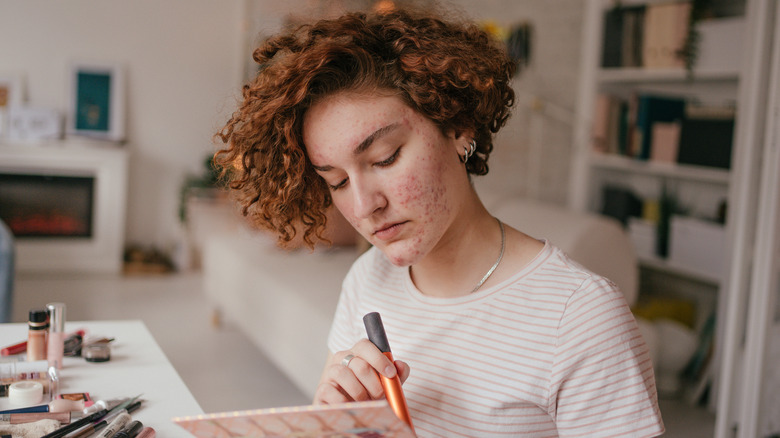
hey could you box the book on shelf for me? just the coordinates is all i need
[621,5,646,68]
[635,95,686,160]
[591,93,630,156]
[677,104,736,169]
[602,5,646,68]
[642,2,691,69]
[590,93,736,169]
[649,121,682,163]
[601,2,691,70]
[601,6,624,68]
[591,94,611,153]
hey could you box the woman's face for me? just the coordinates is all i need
[303,90,471,267]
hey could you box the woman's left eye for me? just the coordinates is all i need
[375,147,401,167]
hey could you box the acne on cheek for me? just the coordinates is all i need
[394,169,449,223]
[394,175,422,206]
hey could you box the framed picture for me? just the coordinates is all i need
[68,62,125,142]
[0,72,25,140]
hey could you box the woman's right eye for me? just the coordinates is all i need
[329,178,348,191]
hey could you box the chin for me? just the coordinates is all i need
[378,240,426,268]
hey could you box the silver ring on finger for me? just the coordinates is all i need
[341,353,356,368]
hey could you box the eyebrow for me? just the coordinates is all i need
[311,122,401,172]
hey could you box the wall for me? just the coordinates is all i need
[0,0,244,249]
[449,0,583,204]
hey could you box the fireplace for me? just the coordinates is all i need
[0,141,128,273]
[0,174,95,238]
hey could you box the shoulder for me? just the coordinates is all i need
[543,246,637,344]
[537,244,624,300]
[505,243,628,323]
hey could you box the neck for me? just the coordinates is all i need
[409,201,503,298]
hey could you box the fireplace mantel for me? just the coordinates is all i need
[0,140,128,273]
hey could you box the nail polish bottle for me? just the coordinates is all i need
[27,310,48,362]
[46,303,66,369]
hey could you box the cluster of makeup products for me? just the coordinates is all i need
[0,304,151,437]
[0,396,154,438]
[19,303,111,367]
[0,303,112,409]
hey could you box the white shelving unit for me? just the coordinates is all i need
[589,153,731,184]
[569,0,778,437]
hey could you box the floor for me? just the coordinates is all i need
[12,271,716,436]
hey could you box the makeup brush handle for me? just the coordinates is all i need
[363,312,414,432]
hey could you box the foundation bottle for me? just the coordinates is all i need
[27,309,48,361]
[46,303,66,369]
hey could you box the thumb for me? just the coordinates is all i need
[394,360,411,384]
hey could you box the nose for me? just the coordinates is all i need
[351,175,386,220]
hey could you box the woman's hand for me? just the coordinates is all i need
[314,338,410,404]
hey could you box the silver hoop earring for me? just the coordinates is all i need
[460,140,477,164]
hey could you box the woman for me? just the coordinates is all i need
[215,7,663,437]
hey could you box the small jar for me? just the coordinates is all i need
[84,343,111,363]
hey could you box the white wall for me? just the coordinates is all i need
[450,0,583,204]
[0,0,245,248]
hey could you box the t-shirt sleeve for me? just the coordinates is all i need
[549,276,665,437]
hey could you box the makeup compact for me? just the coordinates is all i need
[84,344,111,363]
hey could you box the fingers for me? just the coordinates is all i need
[352,339,397,378]
[314,340,402,405]
[315,361,374,404]
[343,354,385,399]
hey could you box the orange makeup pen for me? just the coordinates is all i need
[363,312,414,432]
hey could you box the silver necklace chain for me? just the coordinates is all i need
[471,218,505,293]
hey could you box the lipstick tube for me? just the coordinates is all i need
[363,312,414,432]
[1,341,27,356]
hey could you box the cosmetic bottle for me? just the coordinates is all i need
[46,303,66,369]
[27,309,48,362]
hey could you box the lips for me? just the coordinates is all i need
[373,221,407,241]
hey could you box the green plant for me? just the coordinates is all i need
[678,0,714,78]
[178,154,224,223]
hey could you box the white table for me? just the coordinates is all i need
[0,320,203,436]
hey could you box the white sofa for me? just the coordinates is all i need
[201,192,638,399]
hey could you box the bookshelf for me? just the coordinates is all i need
[569,0,779,436]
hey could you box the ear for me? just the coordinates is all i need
[446,128,475,157]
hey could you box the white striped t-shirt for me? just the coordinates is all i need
[327,241,665,437]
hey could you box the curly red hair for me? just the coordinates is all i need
[215,8,515,248]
